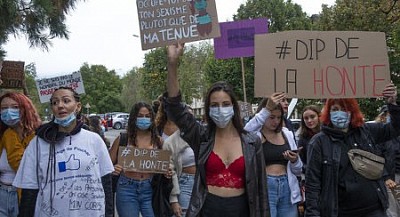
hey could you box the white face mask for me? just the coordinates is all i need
[209,106,234,128]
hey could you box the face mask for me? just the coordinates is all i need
[330,111,351,129]
[1,108,20,126]
[136,117,151,130]
[54,112,76,127]
[209,106,234,128]
[386,116,391,123]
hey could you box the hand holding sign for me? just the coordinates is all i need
[382,83,398,105]
[266,92,287,111]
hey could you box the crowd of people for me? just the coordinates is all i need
[0,43,400,217]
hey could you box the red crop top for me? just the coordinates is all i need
[205,151,245,189]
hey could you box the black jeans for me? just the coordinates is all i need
[201,193,249,217]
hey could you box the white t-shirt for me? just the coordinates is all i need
[13,129,114,217]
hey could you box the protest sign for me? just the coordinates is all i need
[238,101,253,119]
[35,72,85,103]
[118,147,171,173]
[0,61,25,89]
[254,31,390,99]
[137,0,220,50]
[214,18,268,59]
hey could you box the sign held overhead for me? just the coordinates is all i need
[35,72,85,103]
[254,31,390,99]
[137,0,220,50]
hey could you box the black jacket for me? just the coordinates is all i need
[305,104,400,217]
[164,94,269,217]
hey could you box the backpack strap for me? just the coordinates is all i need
[119,132,128,146]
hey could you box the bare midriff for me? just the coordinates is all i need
[124,171,153,180]
[208,186,245,197]
[182,165,196,174]
[266,164,287,176]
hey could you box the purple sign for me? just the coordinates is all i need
[214,18,268,59]
[227,27,255,48]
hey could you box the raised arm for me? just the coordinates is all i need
[167,43,184,98]
[244,92,287,134]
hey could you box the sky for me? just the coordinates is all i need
[4,0,335,79]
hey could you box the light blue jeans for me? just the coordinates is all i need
[177,173,195,216]
[267,175,298,217]
[0,183,18,217]
[116,175,154,217]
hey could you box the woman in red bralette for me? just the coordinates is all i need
[164,43,268,217]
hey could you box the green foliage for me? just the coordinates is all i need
[178,42,211,103]
[140,47,168,101]
[205,56,251,102]
[24,63,50,119]
[79,63,124,114]
[139,43,212,103]
[120,67,144,111]
[234,0,312,32]
[0,0,79,58]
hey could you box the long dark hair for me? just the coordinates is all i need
[298,105,321,139]
[127,102,162,149]
[204,81,245,135]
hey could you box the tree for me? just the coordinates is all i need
[79,63,124,114]
[24,62,50,119]
[139,43,212,103]
[178,42,212,104]
[0,0,80,58]
[234,0,312,32]
[120,67,145,111]
[140,47,168,101]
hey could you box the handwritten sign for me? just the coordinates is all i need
[214,18,268,59]
[0,61,25,89]
[137,0,220,50]
[35,72,85,103]
[118,147,171,173]
[254,31,390,99]
[238,101,253,119]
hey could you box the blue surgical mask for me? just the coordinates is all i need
[136,117,151,130]
[386,116,391,123]
[209,106,234,128]
[1,108,20,126]
[54,112,76,127]
[330,111,351,129]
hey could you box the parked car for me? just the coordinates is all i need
[105,112,124,128]
[112,113,129,130]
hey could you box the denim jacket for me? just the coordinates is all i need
[164,93,269,217]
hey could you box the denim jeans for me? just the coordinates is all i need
[267,175,298,217]
[0,183,18,217]
[116,175,154,217]
[177,173,195,216]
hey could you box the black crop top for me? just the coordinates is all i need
[262,133,290,166]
